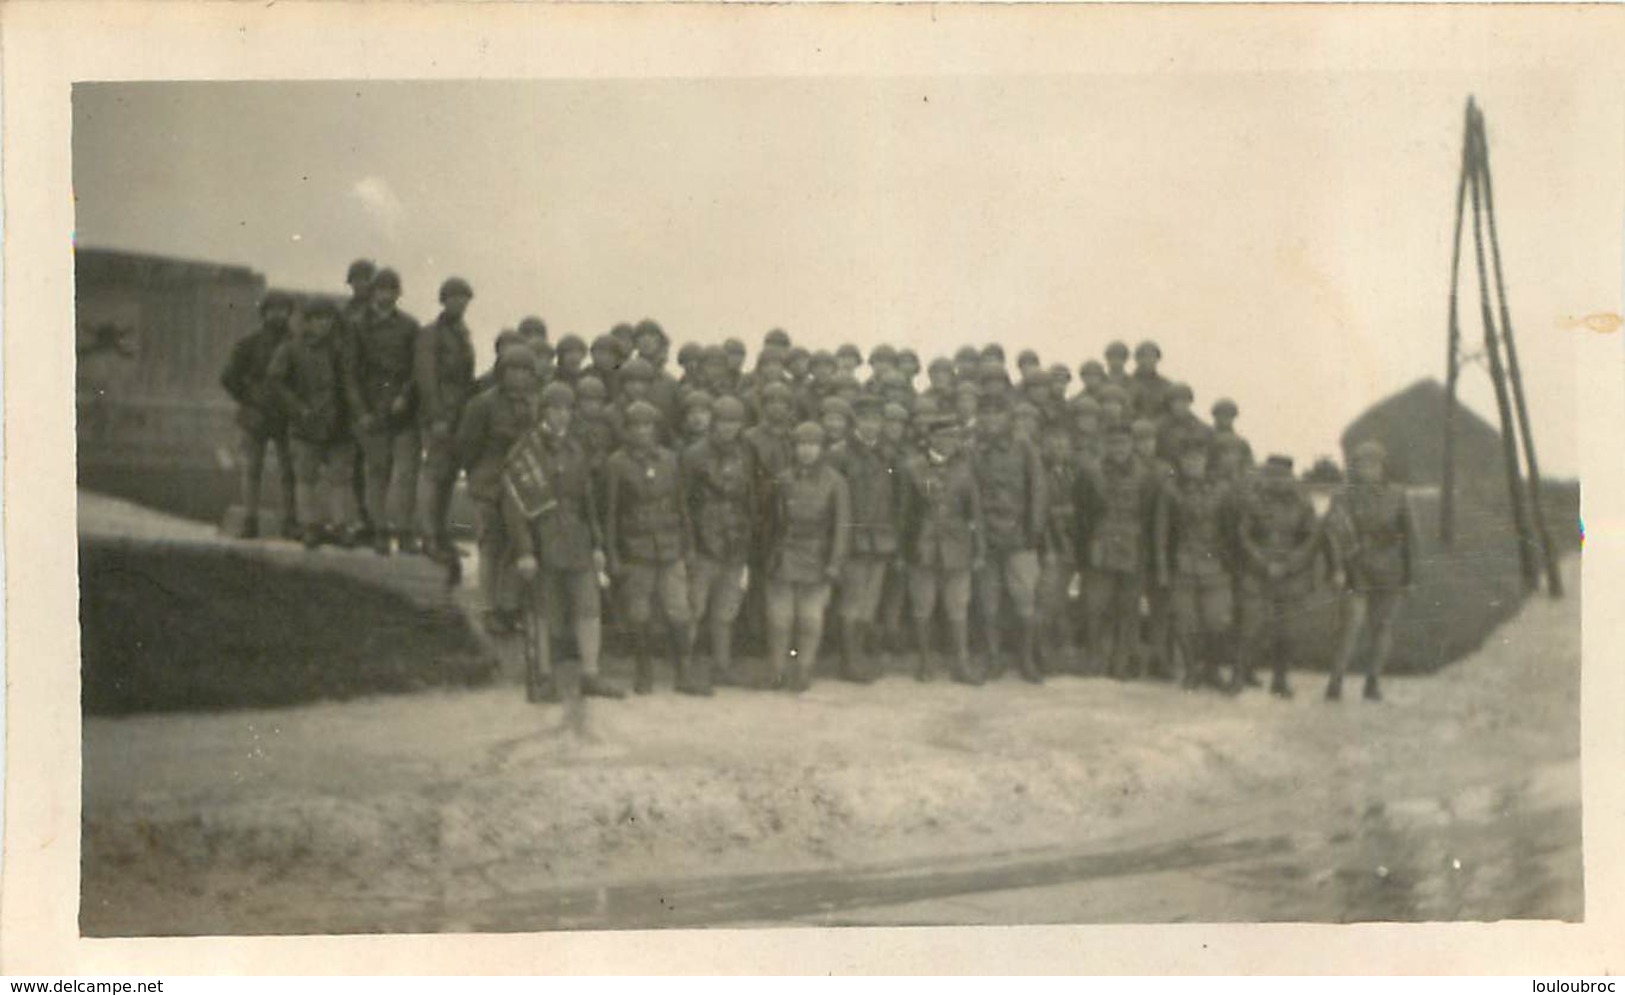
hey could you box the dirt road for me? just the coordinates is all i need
[81,557,1581,934]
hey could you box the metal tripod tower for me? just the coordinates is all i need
[1440,97,1564,597]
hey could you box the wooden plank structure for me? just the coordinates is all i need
[1440,97,1564,597]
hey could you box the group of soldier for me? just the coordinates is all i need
[222,259,1418,709]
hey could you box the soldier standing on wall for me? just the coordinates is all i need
[266,299,356,550]
[220,289,299,540]
[416,277,478,578]
[341,259,377,543]
[349,268,423,556]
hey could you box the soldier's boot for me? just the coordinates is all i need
[949,620,983,686]
[1269,659,1293,699]
[767,622,791,692]
[982,624,1007,681]
[1325,674,1344,701]
[372,530,392,556]
[838,619,862,682]
[710,616,737,687]
[675,625,712,697]
[631,628,654,695]
[913,618,936,682]
[1362,675,1382,702]
[796,621,825,693]
[1018,620,1043,684]
[302,525,324,551]
[579,672,625,699]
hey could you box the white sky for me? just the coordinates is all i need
[72,77,1600,476]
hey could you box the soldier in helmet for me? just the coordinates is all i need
[517,315,549,351]
[1157,382,1207,463]
[953,381,981,432]
[615,357,660,443]
[587,333,626,400]
[1211,398,1256,470]
[802,350,838,418]
[1211,432,1254,491]
[1017,363,1051,413]
[835,343,863,378]
[896,348,922,389]
[1232,455,1324,697]
[1323,440,1416,702]
[682,395,756,690]
[832,370,863,407]
[267,298,357,549]
[1070,394,1105,473]
[604,399,699,695]
[1013,399,1043,446]
[1129,340,1173,422]
[969,392,1047,682]
[1103,341,1132,393]
[676,342,704,390]
[221,289,300,540]
[342,259,376,331]
[1078,359,1108,403]
[820,395,855,455]
[1076,421,1159,678]
[829,394,904,683]
[505,380,626,702]
[762,327,792,353]
[632,319,681,429]
[679,389,715,450]
[1036,420,1084,672]
[876,400,915,655]
[456,345,542,635]
[416,276,479,571]
[347,268,423,555]
[922,357,957,412]
[868,344,899,385]
[699,346,731,397]
[978,355,1013,398]
[742,381,798,652]
[1098,383,1131,432]
[763,421,851,692]
[1133,417,1177,677]
[951,344,979,383]
[721,338,748,394]
[1154,437,1238,690]
[1047,363,1073,410]
[553,334,588,389]
[785,345,812,390]
[875,368,914,413]
[901,415,985,684]
[609,321,638,357]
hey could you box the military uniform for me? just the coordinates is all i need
[1155,466,1238,688]
[764,428,851,690]
[457,362,541,630]
[351,299,423,547]
[900,427,985,683]
[266,308,356,543]
[415,294,478,561]
[682,424,756,686]
[829,425,904,682]
[1076,448,1158,678]
[502,400,623,701]
[220,302,297,538]
[604,417,695,693]
[1233,462,1323,696]
[970,424,1047,680]
[1324,449,1415,701]
[1036,441,1084,672]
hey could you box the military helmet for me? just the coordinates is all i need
[517,316,547,339]
[678,342,703,365]
[1079,359,1106,378]
[764,328,792,349]
[438,277,474,302]
[897,347,920,365]
[1263,454,1295,476]
[1017,348,1041,367]
[928,357,955,375]
[883,401,910,422]
[684,389,715,412]
[371,268,403,292]
[624,400,661,426]
[700,344,728,366]
[497,344,538,374]
[836,343,862,363]
[820,396,855,421]
[724,337,747,357]
[576,375,607,400]
[869,344,898,365]
[954,344,981,364]
[1135,339,1162,360]
[810,349,837,369]
[1048,363,1072,382]
[851,394,884,417]
[785,345,809,364]
[793,421,826,445]
[1131,418,1158,438]
[620,357,654,381]
[540,382,575,408]
[760,382,793,403]
[633,319,667,344]
[557,334,587,355]
[494,329,523,354]
[260,289,296,313]
[980,343,1006,362]
[345,259,377,284]
[1104,341,1129,361]
[1212,397,1239,417]
[590,333,622,355]
[1170,382,1195,402]
[713,395,747,423]
[978,358,1008,380]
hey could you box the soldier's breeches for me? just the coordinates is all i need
[620,561,691,626]
[239,429,294,519]
[977,550,1040,621]
[360,427,420,532]
[1036,559,1077,628]
[908,567,972,623]
[1085,570,1141,665]
[1171,575,1233,640]
[837,556,889,623]
[688,557,747,625]
[1331,588,1403,681]
[290,438,355,527]
[529,567,602,672]
[765,579,830,670]
[473,499,518,614]
[1237,583,1299,678]
[418,431,460,544]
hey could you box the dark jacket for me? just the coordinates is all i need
[502,425,602,572]
[414,312,477,431]
[1154,474,1238,584]
[220,323,290,436]
[971,436,1047,555]
[350,307,421,430]
[682,437,756,565]
[1041,457,1082,564]
[1235,480,1322,587]
[901,451,984,571]
[266,330,352,444]
[829,433,903,557]
[768,461,850,583]
[1326,483,1415,590]
[456,385,539,502]
[1075,455,1157,575]
[605,444,689,565]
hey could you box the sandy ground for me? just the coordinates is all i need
[80,546,1581,934]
